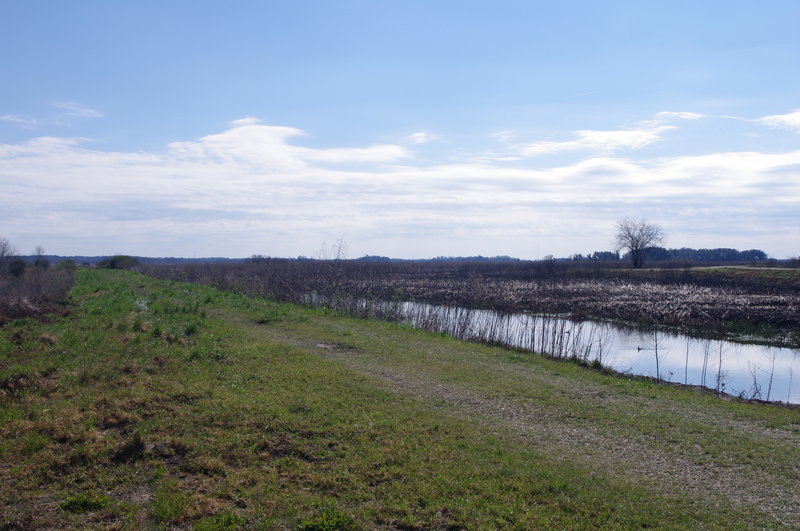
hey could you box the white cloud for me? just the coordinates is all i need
[492,130,517,142]
[302,144,411,163]
[516,111,709,158]
[520,126,674,156]
[757,109,800,133]
[402,131,435,144]
[0,136,85,157]
[655,111,705,121]
[168,121,308,171]
[229,117,261,127]
[1,116,797,258]
[168,120,410,168]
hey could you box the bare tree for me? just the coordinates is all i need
[614,218,665,268]
[542,254,557,276]
[318,236,348,261]
[34,245,49,269]
[0,237,16,274]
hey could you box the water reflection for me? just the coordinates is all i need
[390,301,799,404]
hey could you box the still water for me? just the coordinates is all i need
[388,301,800,404]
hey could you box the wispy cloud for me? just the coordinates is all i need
[492,130,517,142]
[168,118,410,169]
[229,117,261,127]
[0,114,37,127]
[303,144,411,164]
[654,111,705,121]
[51,101,104,118]
[517,111,706,158]
[1,103,104,130]
[0,136,87,158]
[519,126,674,157]
[51,101,104,125]
[757,109,800,133]
[402,131,436,144]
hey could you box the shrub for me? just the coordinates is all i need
[7,257,26,278]
[54,259,77,272]
[97,255,140,270]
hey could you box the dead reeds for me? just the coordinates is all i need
[0,268,74,324]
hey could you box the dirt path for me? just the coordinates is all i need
[321,347,798,527]
[228,311,800,527]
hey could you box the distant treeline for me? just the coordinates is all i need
[571,247,768,263]
[260,254,523,263]
[352,255,521,263]
[20,254,524,265]
[20,248,769,266]
[17,255,244,265]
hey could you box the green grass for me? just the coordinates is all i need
[60,493,114,513]
[150,478,189,524]
[1,269,798,529]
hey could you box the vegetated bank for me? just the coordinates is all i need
[1,269,798,528]
[143,259,800,347]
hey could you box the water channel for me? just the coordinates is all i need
[365,300,800,404]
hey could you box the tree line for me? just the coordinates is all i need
[570,247,767,263]
[568,218,769,268]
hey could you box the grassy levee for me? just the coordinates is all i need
[1,270,798,529]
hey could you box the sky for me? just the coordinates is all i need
[1,1,798,259]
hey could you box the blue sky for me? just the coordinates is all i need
[1,1,798,259]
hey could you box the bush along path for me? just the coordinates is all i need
[1,269,798,529]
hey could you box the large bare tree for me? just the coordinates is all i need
[615,218,665,268]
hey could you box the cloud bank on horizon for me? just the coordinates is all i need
[2,110,798,259]
[0,2,798,259]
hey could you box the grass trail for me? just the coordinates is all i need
[1,270,798,529]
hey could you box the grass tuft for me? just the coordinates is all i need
[149,479,188,524]
[59,493,113,513]
[299,504,354,531]
[194,511,244,530]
